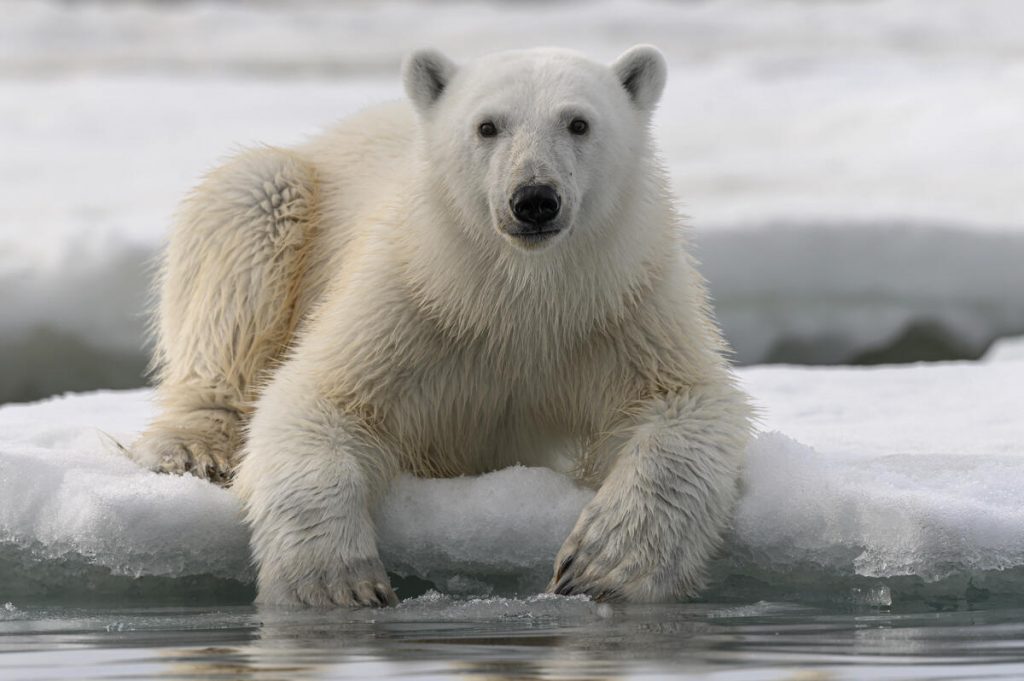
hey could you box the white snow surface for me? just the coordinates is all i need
[1,356,1021,603]
[1,0,1024,394]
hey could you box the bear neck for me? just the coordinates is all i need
[399,166,678,350]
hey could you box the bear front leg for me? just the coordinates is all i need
[550,384,751,602]
[234,382,399,608]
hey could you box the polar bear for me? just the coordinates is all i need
[131,45,752,607]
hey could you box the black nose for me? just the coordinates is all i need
[510,185,561,226]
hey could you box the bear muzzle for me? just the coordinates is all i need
[508,184,562,241]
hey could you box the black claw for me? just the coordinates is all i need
[374,587,392,605]
[591,588,621,603]
[556,555,575,580]
[556,581,576,596]
[554,572,573,594]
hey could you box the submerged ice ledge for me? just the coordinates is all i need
[1,351,1023,606]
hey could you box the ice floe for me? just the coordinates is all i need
[1,356,1021,606]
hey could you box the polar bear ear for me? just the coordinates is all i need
[403,49,458,113]
[611,45,667,113]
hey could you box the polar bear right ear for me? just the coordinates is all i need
[403,49,458,113]
[611,45,667,113]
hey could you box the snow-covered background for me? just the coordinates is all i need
[2,0,1023,402]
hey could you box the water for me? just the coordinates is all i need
[4,596,1024,680]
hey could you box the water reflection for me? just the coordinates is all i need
[5,599,1024,679]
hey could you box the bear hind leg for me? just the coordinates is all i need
[132,148,318,484]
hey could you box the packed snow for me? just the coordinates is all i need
[3,0,1024,401]
[1,345,1021,606]
[727,354,1024,604]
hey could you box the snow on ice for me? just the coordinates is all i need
[1,345,1021,605]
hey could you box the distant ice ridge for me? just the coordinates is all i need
[1,348,1022,606]
[5,219,1023,403]
[985,336,1024,363]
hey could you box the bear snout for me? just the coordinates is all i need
[510,184,561,229]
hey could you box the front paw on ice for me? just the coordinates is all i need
[550,552,625,602]
[547,526,639,603]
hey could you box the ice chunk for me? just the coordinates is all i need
[730,431,1024,581]
[0,390,251,590]
[378,468,593,594]
[380,590,600,622]
[2,359,1023,606]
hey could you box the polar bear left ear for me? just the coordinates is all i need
[611,45,667,113]
[403,49,458,113]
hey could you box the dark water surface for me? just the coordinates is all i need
[3,595,1024,680]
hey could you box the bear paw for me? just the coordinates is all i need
[131,419,238,485]
[548,495,683,603]
[258,554,398,608]
[548,529,628,603]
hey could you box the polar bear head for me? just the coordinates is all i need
[403,46,667,252]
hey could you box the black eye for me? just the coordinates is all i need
[479,121,498,138]
[568,118,588,135]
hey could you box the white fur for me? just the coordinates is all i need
[132,46,753,606]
